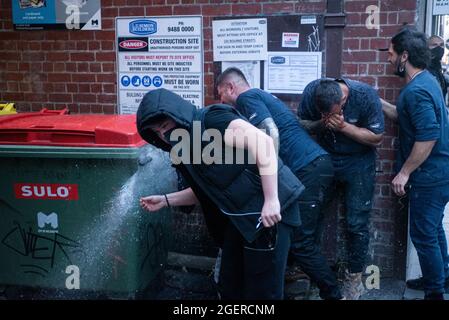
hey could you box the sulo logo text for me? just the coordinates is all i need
[14,183,79,200]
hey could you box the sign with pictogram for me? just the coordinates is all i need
[116,16,204,114]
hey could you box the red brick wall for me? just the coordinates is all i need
[0,0,418,278]
[342,0,417,277]
[0,0,327,113]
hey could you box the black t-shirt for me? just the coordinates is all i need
[236,88,327,172]
[203,107,241,135]
[201,106,252,178]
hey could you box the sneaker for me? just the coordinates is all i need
[342,271,366,300]
[284,265,309,283]
[406,277,424,290]
[407,276,449,293]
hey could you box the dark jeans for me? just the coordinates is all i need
[219,221,292,300]
[289,155,342,300]
[409,185,449,296]
[333,162,375,273]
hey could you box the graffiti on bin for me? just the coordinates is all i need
[1,221,82,276]
[140,222,166,271]
[107,251,128,280]
[105,228,129,280]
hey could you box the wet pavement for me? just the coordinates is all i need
[157,265,408,300]
[0,252,414,300]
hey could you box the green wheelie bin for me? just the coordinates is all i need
[0,109,177,298]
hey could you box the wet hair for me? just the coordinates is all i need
[391,27,430,69]
[314,80,343,113]
[215,67,249,89]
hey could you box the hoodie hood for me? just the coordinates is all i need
[136,88,197,151]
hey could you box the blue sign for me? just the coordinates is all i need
[12,0,56,26]
[121,75,131,87]
[142,76,151,87]
[131,76,141,87]
[12,0,102,30]
[271,56,286,64]
[153,76,163,88]
[129,20,157,35]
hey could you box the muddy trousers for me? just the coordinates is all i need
[219,221,292,300]
[333,163,375,274]
[289,155,342,300]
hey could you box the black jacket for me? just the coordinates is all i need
[137,88,304,244]
[428,64,448,99]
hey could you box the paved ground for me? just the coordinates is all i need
[156,265,408,300]
[0,252,429,300]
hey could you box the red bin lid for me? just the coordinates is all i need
[0,109,145,148]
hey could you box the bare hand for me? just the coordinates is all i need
[325,114,345,131]
[260,198,281,227]
[392,172,409,196]
[140,195,166,212]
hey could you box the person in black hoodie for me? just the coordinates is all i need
[136,88,304,300]
[428,35,448,101]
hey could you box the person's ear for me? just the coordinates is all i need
[401,51,409,63]
[227,82,234,94]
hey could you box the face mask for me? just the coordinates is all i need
[431,46,444,63]
[394,54,406,78]
[163,127,178,146]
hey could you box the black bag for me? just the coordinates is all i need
[218,162,304,243]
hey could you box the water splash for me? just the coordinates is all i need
[44,146,177,298]
[77,147,176,293]
[78,171,140,288]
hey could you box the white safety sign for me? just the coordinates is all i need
[116,16,204,114]
[434,0,449,15]
[264,52,322,94]
[212,18,267,62]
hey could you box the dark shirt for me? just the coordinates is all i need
[235,88,327,173]
[203,107,246,166]
[428,63,448,99]
[298,78,384,171]
[200,106,302,230]
[204,106,241,134]
[396,70,449,187]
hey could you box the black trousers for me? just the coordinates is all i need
[219,221,292,300]
[289,154,342,300]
